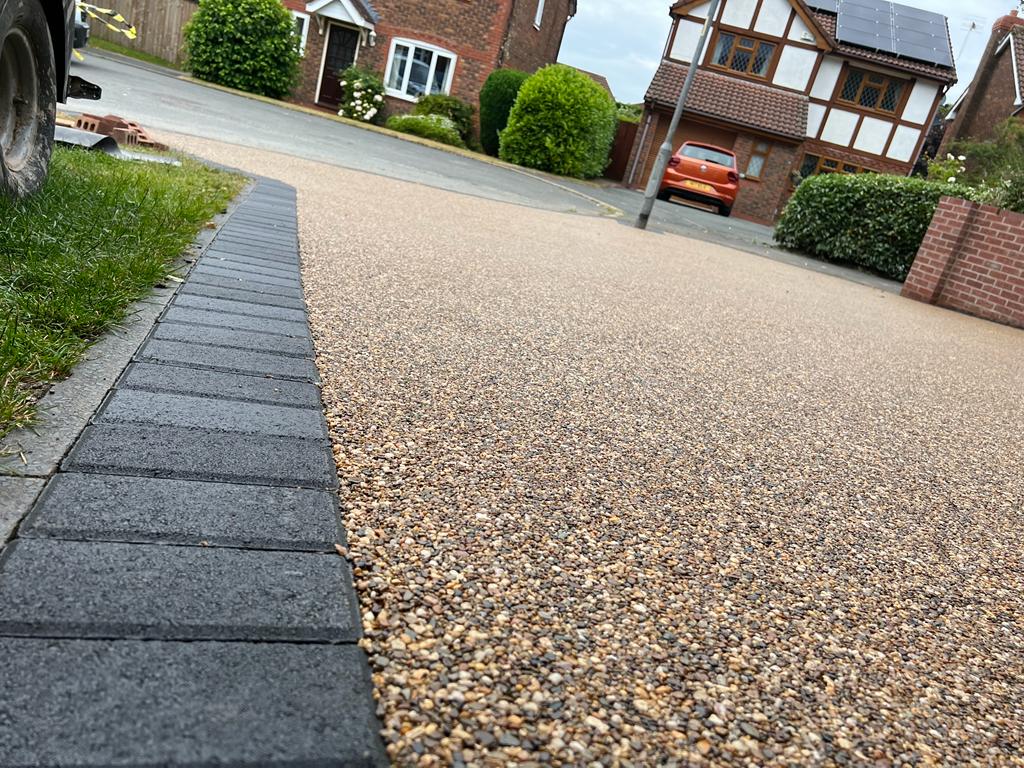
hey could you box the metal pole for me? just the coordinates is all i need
[636,0,723,230]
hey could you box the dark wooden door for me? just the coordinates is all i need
[317,24,360,108]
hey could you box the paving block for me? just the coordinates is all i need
[179,281,307,310]
[188,272,304,299]
[119,362,322,408]
[0,639,386,767]
[171,293,308,322]
[217,226,298,246]
[204,245,300,266]
[163,306,308,337]
[199,254,302,279]
[22,473,341,550]
[0,539,357,641]
[213,233,299,254]
[153,322,313,357]
[64,424,337,488]
[228,214,298,232]
[96,390,326,439]
[137,339,318,381]
[194,263,302,288]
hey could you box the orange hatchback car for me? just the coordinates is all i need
[658,142,740,217]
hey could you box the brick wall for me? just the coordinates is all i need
[902,197,1024,329]
[500,0,575,73]
[730,136,799,223]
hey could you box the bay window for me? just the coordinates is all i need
[385,39,456,100]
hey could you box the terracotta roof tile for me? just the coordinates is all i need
[813,11,956,83]
[1013,28,1024,110]
[645,60,808,139]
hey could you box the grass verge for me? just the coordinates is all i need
[0,147,243,439]
[87,38,179,71]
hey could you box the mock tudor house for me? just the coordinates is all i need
[941,10,1024,152]
[280,0,577,112]
[626,0,957,223]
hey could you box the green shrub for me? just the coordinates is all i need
[499,64,617,179]
[184,0,300,98]
[386,114,466,148]
[616,102,643,123]
[775,174,981,281]
[479,68,529,156]
[337,66,386,124]
[413,95,474,144]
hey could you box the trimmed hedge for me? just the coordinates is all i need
[775,174,980,281]
[499,65,617,179]
[386,114,466,148]
[479,68,529,156]
[184,0,300,98]
[413,95,474,145]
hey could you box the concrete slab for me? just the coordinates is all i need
[162,306,309,337]
[211,235,299,255]
[188,272,305,298]
[171,293,308,322]
[119,362,323,408]
[179,281,307,309]
[203,245,301,265]
[0,639,386,767]
[0,300,170,479]
[64,424,337,488]
[217,226,298,246]
[193,263,302,288]
[20,472,342,550]
[96,390,326,439]
[0,477,44,546]
[0,539,358,641]
[152,322,313,357]
[137,339,319,381]
[227,214,298,231]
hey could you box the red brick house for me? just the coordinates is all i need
[626,0,957,223]
[941,10,1024,152]
[281,0,577,113]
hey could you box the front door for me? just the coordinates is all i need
[317,24,360,108]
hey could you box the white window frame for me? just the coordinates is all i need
[291,10,310,55]
[383,38,457,102]
[534,0,546,29]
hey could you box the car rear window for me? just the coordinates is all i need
[680,145,735,167]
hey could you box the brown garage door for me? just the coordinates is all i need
[636,113,738,188]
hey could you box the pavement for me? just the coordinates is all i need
[166,135,1024,767]
[68,49,896,292]
[0,180,385,766]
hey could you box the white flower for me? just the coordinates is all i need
[374,94,383,102]
[354,91,362,99]
[957,155,966,161]
[339,80,347,87]
[947,176,957,183]
[946,153,955,161]
[366,108,377,119]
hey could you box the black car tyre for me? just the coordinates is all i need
[0,0,56,198]
[718,204,732,217]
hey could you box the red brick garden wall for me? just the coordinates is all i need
[902,197,1024,329]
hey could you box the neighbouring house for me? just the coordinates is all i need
[626,0,957,223]
[570,66,614,97]
[282,0,577,113]
[940,10,1024,153]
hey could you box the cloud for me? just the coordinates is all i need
[559,0,1011,103]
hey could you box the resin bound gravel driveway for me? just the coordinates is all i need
[175,135,1024,767]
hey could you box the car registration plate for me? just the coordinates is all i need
[682,180,715,193]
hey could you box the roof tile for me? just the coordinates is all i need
[645,60,808,139]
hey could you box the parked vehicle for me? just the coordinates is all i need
[73,4,88,48]
[1,0,99,197]
[658,141,741,217]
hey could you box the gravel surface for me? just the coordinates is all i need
[173,135,1023,767]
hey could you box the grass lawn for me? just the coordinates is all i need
[0,148,243,439]
[87,38,179,71]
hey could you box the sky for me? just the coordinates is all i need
[558,0,1013,104]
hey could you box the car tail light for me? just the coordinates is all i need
[668,156,681,167]
[727,171,740,183]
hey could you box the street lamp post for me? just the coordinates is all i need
[636,0,723,230]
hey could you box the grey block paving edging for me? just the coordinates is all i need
[0,176,387,765]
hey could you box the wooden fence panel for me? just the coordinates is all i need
[605,120,639,182]
[88,0,198,66]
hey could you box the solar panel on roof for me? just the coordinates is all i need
[892,3,953,67]
[833,0,953,69]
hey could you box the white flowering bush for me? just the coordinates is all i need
[385,113,466,148]
[337,66,386,124]
[927,153,967,184]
